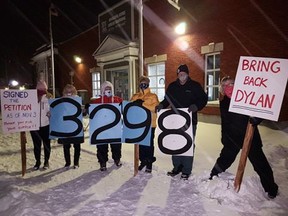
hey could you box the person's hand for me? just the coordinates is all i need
[155,103,163,113]
[133,99,144,106]
[188,104,198,113]
[83,103,90,116]
[249,117,263,126]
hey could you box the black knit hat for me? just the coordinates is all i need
[177,64,189,74]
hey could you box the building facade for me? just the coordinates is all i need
[32,0,288,121]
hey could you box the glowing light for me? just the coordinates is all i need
[175,38,189,51]
[10,80,19,87]
[175,22,186,35]
[74,56,82,63]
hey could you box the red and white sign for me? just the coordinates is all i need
[1,90,39,134]
[229,56,288,121]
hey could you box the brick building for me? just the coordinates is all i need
[32,0,288,121]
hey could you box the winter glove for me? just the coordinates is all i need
[133,99,144,106]
[188,104,198,113]
[249,117,263,126]
[155,103,163,113]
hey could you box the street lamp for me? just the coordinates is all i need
[74,56,82,64]
[175,22,186,35]
[10,80,19,87]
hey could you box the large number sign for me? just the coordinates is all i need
[49,97,83,139]
[156,108,194,156]
[122,101,151,146]
[89,101,152,146]
[0,90,39,134]
[89,103,122,145]
[229,56,288,121]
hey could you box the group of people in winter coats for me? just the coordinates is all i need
[31,64,278,199]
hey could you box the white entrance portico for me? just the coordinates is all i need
[93,34,139,100]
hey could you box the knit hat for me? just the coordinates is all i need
[177,64,189,74]
[139,76,150,84]
[100,81,114,95]
[36,80,47,90]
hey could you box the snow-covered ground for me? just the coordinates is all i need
[0,115,287,216]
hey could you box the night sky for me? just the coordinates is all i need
[0,0,121,87]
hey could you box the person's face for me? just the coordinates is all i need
[104,86,112,97]
[178,72,188,84]
[139,81,149,90]
[222,80,234,98]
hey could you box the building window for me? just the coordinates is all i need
[205,53,220,102]
[92,72,101,98]
[147,62,165,101]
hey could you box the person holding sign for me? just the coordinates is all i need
[57,84,84,169]
[30,80,52,170]
[209,76,278,199]
[131,76,159,173]
[155,64,208,180]
[90,81,123,171]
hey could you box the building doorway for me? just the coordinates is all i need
[106,69,129,100]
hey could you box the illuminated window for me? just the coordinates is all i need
[92,72,101,98]
[147,63,165,101]
[205,53,220,102]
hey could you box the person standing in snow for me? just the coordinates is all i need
[209,76,278,199]
[130,76,159,173]
[30,80,52,170]
[90,81,123,171]
[155,64,208,180]
[58,84,84,169]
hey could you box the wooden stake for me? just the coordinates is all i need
[234,122,255,192]
[20,132,27,177]
[134,144,139,176]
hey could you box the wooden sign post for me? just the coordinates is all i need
[20,132,27,176]
[234,122,255,192]
[134,144,139,176]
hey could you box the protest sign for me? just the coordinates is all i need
[229,56,288,121]
[89,103,122,145]
[88,101,152,146]
[156,108,194,156]
[122,101,151,146]
[1,90,39,134]
[49,97,83,139]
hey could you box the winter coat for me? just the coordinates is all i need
[220,95,262,148]
[131,88,159,128]
[160,77,208,125]
[90,95,123,104]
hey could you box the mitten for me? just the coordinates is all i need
[249,117,263,126]
[133,99,144,106]
[188,104,198,113]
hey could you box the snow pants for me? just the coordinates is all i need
[30,125,51,166]
[97,143,122,164]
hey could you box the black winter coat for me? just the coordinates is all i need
[160,77,208,125]
[220,96,262,148]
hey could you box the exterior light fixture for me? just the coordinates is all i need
[10,80,19,87]
[74,55,82,64]
[175,22,186,35]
